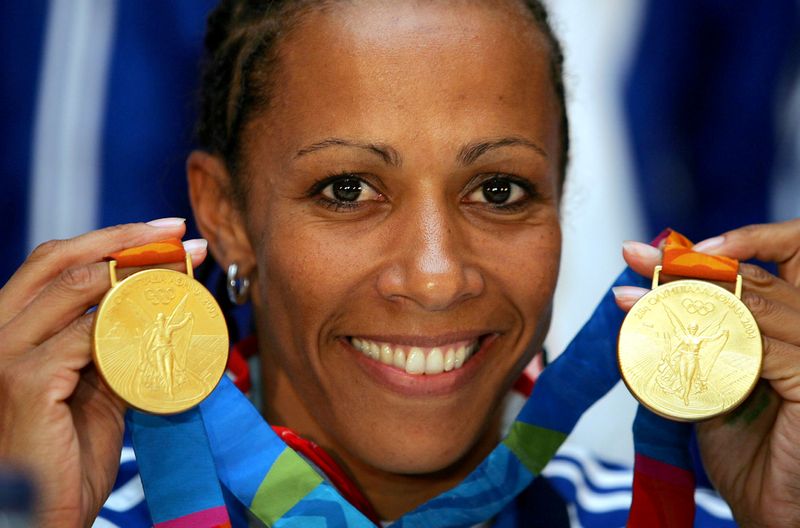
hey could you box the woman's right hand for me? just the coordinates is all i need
[0,219,206,527]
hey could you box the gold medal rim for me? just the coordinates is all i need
[618,278,763,423]
[92,268,229,415]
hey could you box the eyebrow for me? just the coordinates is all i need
[294,135,547,168]
[457,137,548,166]
[294,138,402,167]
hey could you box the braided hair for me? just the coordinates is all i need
[196,0,570,205]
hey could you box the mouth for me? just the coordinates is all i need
[348,335,485,375]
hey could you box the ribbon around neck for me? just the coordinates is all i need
[128,265,697,527]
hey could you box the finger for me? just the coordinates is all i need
[761,337,800,403]
[621,240,662,278]
[39,312,96,374]
[741,292,800,348]
[1,240,208,353]
[761,336,800,382]
[3,313,95,404]
[0,218,187,326]
[75,366,128,417]
[693,219,800,286]
[612,285,648,311]
[739,263,800,314]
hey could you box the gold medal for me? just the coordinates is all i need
[92,240,228,414]
[619,267,762,421]
[618,232,762,421]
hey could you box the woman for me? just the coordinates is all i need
[1,0,799,526]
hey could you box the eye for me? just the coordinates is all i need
[313,174,382,209]
[321,176,380,202]
[465,176,530,207]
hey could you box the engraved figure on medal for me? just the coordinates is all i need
[139,294,194,397]
[656,304,728,406]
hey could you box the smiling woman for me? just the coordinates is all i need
[2,0,800,527]
[186,0,563,517]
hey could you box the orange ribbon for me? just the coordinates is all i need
[106,238,186,268]
[662,230,738,282]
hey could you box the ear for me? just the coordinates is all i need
[187,151,256,277]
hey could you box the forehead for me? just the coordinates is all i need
[253,0,559,160]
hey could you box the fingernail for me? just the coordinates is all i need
[182,238,208,257]
[612,286,647,302]
[622,240,661,259]
[693,235,725,253]
[146,217,186,227]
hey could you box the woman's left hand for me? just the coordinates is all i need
[615,218,800,528]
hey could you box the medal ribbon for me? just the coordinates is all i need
[107,238,186,267]
[661,230,738,282]
[120,232,735,527]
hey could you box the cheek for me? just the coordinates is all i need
[477,218,562,318]
[257,213,382,349]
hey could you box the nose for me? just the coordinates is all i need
[377,198,484,311]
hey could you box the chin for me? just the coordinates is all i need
[347,416,497,478]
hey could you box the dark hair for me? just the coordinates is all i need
[196,0,570,201]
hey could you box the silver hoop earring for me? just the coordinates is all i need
[227,263,251,305]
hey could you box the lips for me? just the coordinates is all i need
[342,333,499,397]
[350,337,480,375]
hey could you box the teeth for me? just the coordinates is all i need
[425,348,444,375]
[406,347,426,374]
[380,343,393,365]
[369,342,380,360]
[352,338,481,375]
[454,346,466,368]
[393,348,406,369]
[444,348,455,372]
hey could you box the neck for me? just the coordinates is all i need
[341,414,502,520]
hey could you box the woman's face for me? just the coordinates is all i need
[236,0,561,502]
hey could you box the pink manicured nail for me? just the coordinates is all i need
[693,235,725,253]
[146,217,186,227]
[622,240,661,259]
[612,286,648,302]
[182,238,208,257]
